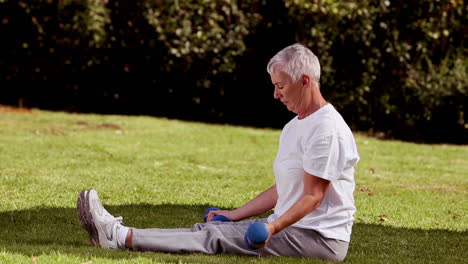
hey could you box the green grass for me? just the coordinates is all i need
[0,108,466,264]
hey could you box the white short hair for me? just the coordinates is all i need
[267,43,321,87]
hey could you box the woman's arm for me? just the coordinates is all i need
[206,185,278,222]
[252,172,330,248]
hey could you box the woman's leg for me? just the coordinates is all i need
[130,219,264,255]
[129,219,348,261]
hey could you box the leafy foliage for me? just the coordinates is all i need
[144,0,260,73]
[285,0,467,139]
[0,0,466,142]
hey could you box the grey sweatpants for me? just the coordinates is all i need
[131,218,349,261]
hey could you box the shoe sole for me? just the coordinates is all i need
[77,189,100,247]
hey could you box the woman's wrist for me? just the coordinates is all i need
[228,209,243,221]
[266,223,277,235]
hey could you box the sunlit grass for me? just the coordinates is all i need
[0,107,466,263]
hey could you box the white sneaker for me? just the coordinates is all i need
[77,189,124,249]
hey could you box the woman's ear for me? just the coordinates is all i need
[302,74,311,87]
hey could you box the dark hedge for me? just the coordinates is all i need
[0,0,466,143]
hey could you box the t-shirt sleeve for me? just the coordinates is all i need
[302,133,344,182]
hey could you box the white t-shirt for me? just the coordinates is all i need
[267,104,359,242]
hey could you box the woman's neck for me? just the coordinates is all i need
[297,94,327,119]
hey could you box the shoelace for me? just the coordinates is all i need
[114,216,123,224]
[107,216,124,241]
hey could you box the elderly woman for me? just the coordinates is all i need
[77,43,359,262]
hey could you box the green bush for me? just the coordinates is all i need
[0,0,466,142]
[406,52,467,124]
[285,0,467,139]
[144,0,260,74]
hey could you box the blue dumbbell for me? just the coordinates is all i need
[244,222,269,249]
[203,207,230,222]
[212,215,230,222]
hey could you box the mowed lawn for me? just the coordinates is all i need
[0,107,466,264]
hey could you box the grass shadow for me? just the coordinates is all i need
[1,204,467,263]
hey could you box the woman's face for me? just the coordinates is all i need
[270,70,304,113]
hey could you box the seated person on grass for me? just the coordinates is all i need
[77,43,360,262]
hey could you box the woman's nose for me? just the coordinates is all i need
[273,88,281,99]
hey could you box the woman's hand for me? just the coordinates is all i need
[245,223,275,249]
[205,209,238,222]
